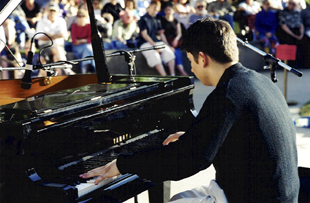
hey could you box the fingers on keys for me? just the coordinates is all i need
[79,166,108,183]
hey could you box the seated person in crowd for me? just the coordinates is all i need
[137,1,176,76]
[159,0,174,16]
[21,0,42,29]
[300,4,310,68]
[254,0,278,55]
[71,8,95,74]
[275,0,303,46]
[188,0,211,27]
[110,10,138,49]
[101,0,124,23]
[207,0,236,29]
[124,0,140,21]
[36,3,73,75]
[61,0,78,19]
[43,0,67,19]
[89,0,114,39]
[238,0,261,31]
[275,0,304,66]
[161,3,188,76]
[9,6,34,52]
[173,0,196,29]
[0,19,23,79]
[2,19,16,49]
[92,0,103,19]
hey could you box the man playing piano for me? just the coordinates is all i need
[80,18,299,202]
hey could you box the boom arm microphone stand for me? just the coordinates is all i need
[43,44,166,76]
[109,44,166,76]
[237,38,303,83]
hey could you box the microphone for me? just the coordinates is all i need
[21,42,34,89]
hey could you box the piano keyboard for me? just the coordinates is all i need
[76,175,122,198]
[55,129,170,199]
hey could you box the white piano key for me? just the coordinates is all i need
[76,175,121,198]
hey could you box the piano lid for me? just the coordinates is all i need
[0,76,179,122]
[0,0,23,25]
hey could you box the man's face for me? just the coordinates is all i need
[148,4,160,17]
[187,52,210,86]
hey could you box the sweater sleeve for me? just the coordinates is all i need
[117,86,239,183]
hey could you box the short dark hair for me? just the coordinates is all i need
[181,18,239,63]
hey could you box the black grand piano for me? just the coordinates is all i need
[0,0,196,202]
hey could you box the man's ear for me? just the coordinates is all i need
[198,52,208,67]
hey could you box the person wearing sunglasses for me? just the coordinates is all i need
[187,0,210,27]
[276,0,304,43]
[275,0,304,67]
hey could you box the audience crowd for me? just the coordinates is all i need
[0,0,310,78]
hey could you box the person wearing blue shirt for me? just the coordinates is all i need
[254,0,279,55]
[136,1,176,76]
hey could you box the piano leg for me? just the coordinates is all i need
[148,181,171,203]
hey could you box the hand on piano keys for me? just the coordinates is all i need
[162,131,185,146]
[79,159,120,185]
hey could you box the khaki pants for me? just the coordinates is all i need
[168,180,228,203]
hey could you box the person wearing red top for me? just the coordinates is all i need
[71,8,95,73]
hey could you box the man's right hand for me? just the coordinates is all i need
[79,159,120,185]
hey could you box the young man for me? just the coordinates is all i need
[80,18,300,202]
[137,0,176,76]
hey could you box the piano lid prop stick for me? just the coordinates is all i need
[85,0,111,84]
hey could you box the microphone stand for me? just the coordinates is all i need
[0,64,73,72]
[43,44,166,76]
[237,38,303,83]
[1,45,164,77]
[108,44,166,76]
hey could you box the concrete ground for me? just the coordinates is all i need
[124,67,310,203]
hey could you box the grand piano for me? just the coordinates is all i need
[0,0,196,202]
